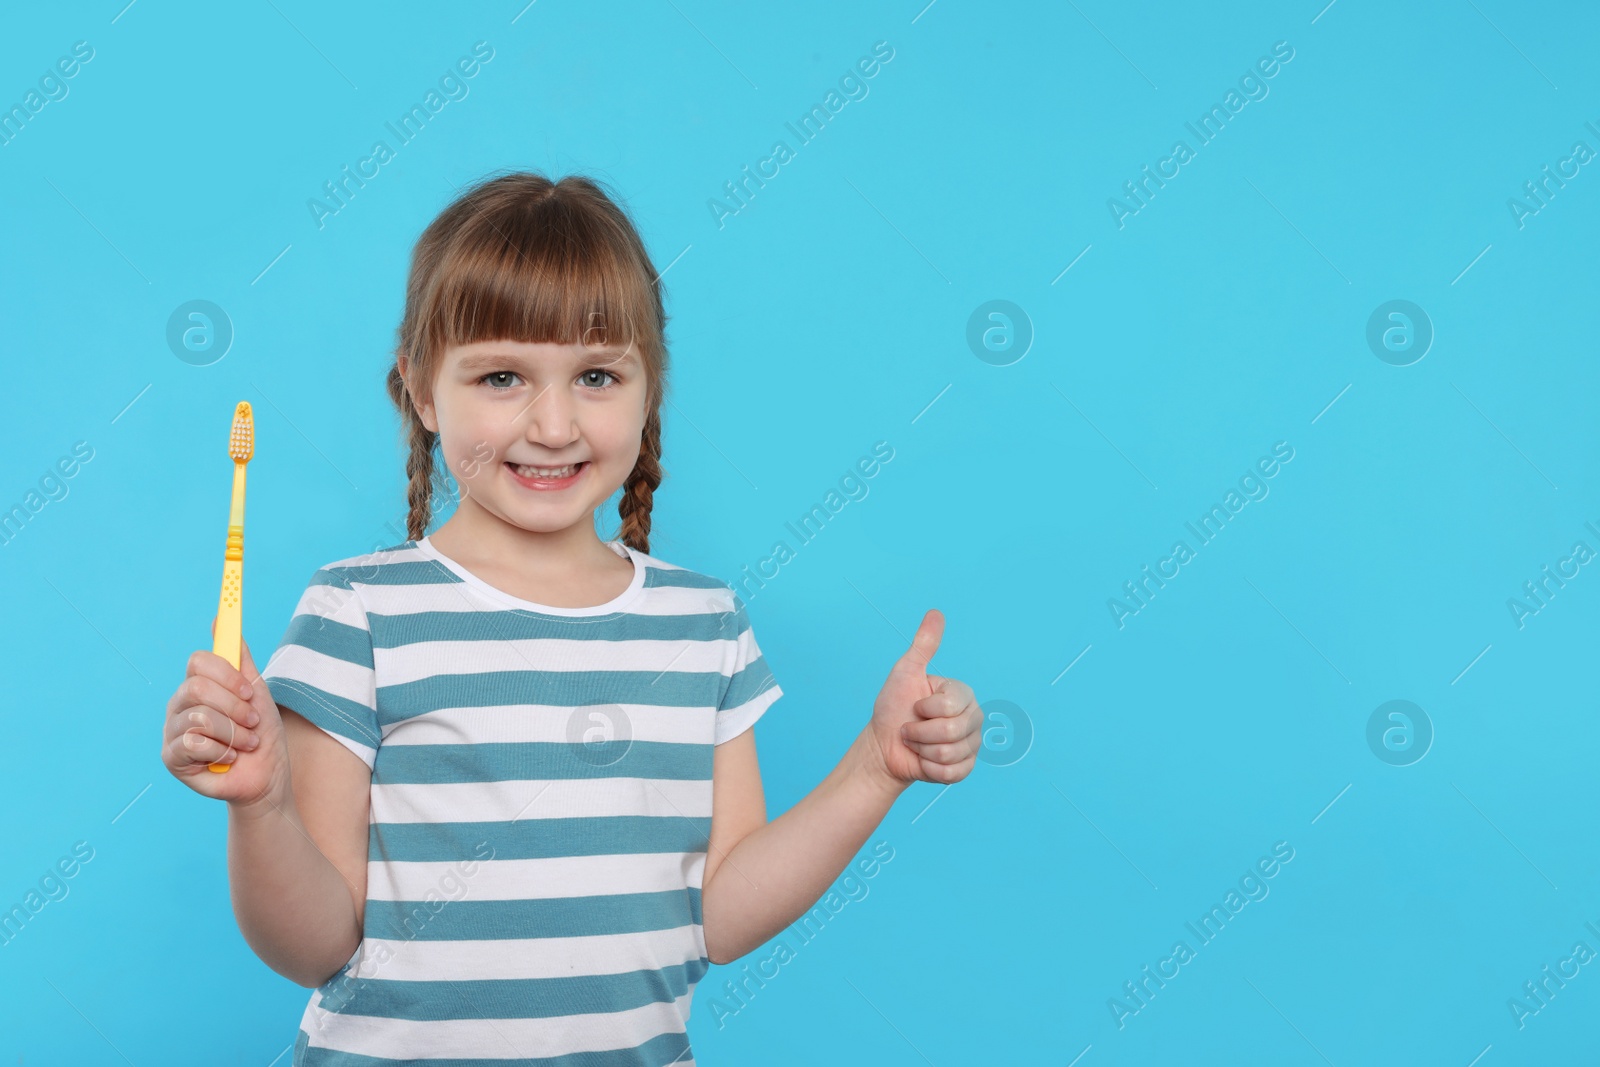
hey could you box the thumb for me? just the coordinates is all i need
[238,638,285,726]
[239,634,264,686]
[238,637,280,720]
[212,613,260,682]
[895,609,944,676]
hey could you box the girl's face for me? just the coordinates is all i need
[407,339,648,540]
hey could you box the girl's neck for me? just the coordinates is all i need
[426,503,617,581]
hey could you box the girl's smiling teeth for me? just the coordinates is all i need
[508,460,587,480]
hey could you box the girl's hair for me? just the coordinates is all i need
[385,171,670,553]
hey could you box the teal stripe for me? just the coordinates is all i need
[373,740,710,785]
[297,1028,693,1067]
[325,559,464,588]
[362,887,702,942]
[322,964,707,1023]
[722,655,776,710]
[307,566,358,590]
[368,610,733,647]
[266,677,380,748]
[370,817,710,863]
[281,614,374,669]
[643,568,725,592]
[375,669,721,721]
[316,961,708,1022]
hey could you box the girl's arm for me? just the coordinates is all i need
[702,609,983,965]
[701,726,907,965]
[227,709,371,988]
[162,633,372,988]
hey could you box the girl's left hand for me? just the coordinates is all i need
[865,609,983,786]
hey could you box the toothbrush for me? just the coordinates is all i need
[209,401,253,773]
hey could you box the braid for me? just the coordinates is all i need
[386,363,439,542]
[616,403,663,554]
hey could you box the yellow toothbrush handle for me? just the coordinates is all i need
[214,551,243,667]
[210,466,246,772]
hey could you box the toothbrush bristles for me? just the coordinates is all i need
[229,401,254,462]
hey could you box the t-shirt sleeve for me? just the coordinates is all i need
[260,566,381,770]
[714,590,782,745]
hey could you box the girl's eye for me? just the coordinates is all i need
[478,369,619,391]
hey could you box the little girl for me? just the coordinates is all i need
[160,171,984,1066]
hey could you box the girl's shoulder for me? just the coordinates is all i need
[623,546,742,604]
[293,540,429,598]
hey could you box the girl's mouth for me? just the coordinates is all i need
[505,461,588,490]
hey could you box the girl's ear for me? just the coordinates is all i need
[416,394,438,434]
[397,355,439,433]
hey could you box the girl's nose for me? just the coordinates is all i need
[523,386,580,446]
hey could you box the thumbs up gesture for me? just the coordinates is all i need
[864,609,983,787]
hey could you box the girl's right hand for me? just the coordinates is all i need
[161,619,291,812]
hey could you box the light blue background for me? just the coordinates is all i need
[2,1,1598,1063]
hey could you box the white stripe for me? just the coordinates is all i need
[358,578,734,619]
[288,575,369,628]
[346,926,704,982]
[322,731,377,770]
[370,776,710,824]
[714,685,782,745]
[365,850,708,902]
[374,636,730,687]
[263,645,375,711]
[299,988,695,1060]
[320,544,432,571]
[729,622,763,672]
[376,702,715,746]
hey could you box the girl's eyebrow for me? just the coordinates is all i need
[456,349,641,372]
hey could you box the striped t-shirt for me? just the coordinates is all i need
[258,536,783,1066]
